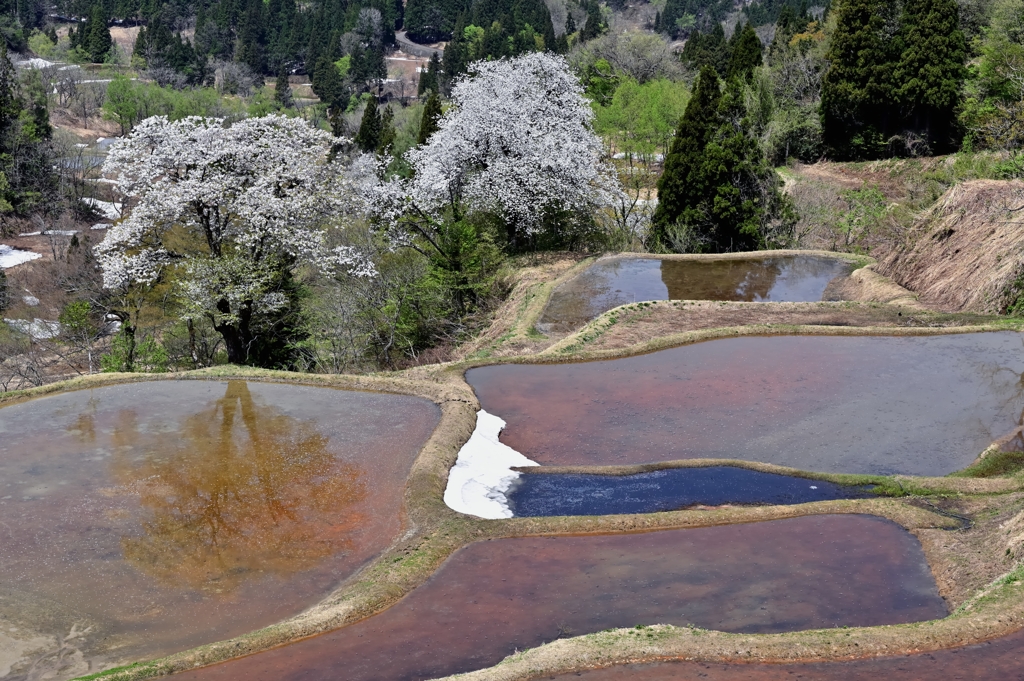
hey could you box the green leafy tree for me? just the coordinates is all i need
[355,94,382,152]
[104,75,139,135]
[417,89,442,144]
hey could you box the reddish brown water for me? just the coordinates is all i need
[177,515,944,681]
[544,626,1024,680]
[0,380,438,676]
[539,256,851,332]
[468,333,1024,475]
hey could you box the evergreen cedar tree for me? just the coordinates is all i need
[654,65,791,252]
[133,18,207,85]
[417,90,442,145]
[0,41,54,214]
[821,0,967,158]
[356,94,399,156]
[275,71,294,107]
[69,4,113,63]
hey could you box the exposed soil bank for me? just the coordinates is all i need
[539,254,852,333]
[0,380,439,680]
[469,332,1024,475]
[540,626,1024,680]
[877,179,1024,313]
[171,515,943,681]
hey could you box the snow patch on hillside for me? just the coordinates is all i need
[0,245,41,269]
[444,410,539,519]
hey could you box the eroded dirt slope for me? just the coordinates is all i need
[877,179,1024,313]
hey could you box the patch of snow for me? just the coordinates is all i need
[0,245,42,269]
[91,223,108,230]
[74,143,88,148]
[16,57,57,69]
[20,230,78,237]
[22,295,39,307]
[443,410,540,519]
[4,318,60,339]
[81,198,121,220]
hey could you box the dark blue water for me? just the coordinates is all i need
[506,467,875,517]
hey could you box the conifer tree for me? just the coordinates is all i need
[565,12,576,36]
[417,89,442,144]
[654,65,792,251]
[275,70,293,107]
[311,56,347,111]
[86,4,112,63]
[726,23,763,81]
[579,0,605,42]
[820,0,901,158]
[653,65,724,243]
[894,0,966,152]
[355,94,382,152]
[418,53,440,95]
[377,105,396,155]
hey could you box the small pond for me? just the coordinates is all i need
[546,626,1024,680]
[506,467,875,517]
[0,380,439,678]
[177,515,944,681]
[467,332,1024,476]
[539,256,851,332]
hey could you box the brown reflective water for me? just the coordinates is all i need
[546,627,1024,681]
[539,256,851,332]
[0,381,438,678]
[468,332,1024,475]
[178,515,944,681]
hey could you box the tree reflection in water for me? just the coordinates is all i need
[110,381,366,594]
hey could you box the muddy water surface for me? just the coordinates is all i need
[540,256,851,332]
[507,467,874,516]
[0,381,439,679]
[468,333,1024,475]
[177,515,944,681]
[545,627,1024,680]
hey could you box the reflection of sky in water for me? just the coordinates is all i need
[507,466,874,517]
[172,515,944,681]
[0,380,438,668]
[540,256,851,331]
[469,332,1024,475]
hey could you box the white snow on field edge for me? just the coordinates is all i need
[0,245,41,269]
[444,410,539,519]
[81,198,122,220]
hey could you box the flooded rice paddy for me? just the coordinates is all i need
[178,515,944,681]
[506,467,875,517]
[546,626,1024,680]
[539,256,851,332]
[0,380,438,676]
[468,332,1024,475]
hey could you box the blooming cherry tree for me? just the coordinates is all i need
[96,114,373,364]
[374,52,621,250]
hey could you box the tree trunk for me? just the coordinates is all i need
[214,299,254,365]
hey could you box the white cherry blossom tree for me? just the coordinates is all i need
[96,114,374,365]
[374,52,621,252]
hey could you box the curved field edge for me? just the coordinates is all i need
[436,562,1024,681]
[0,321,1012,677]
